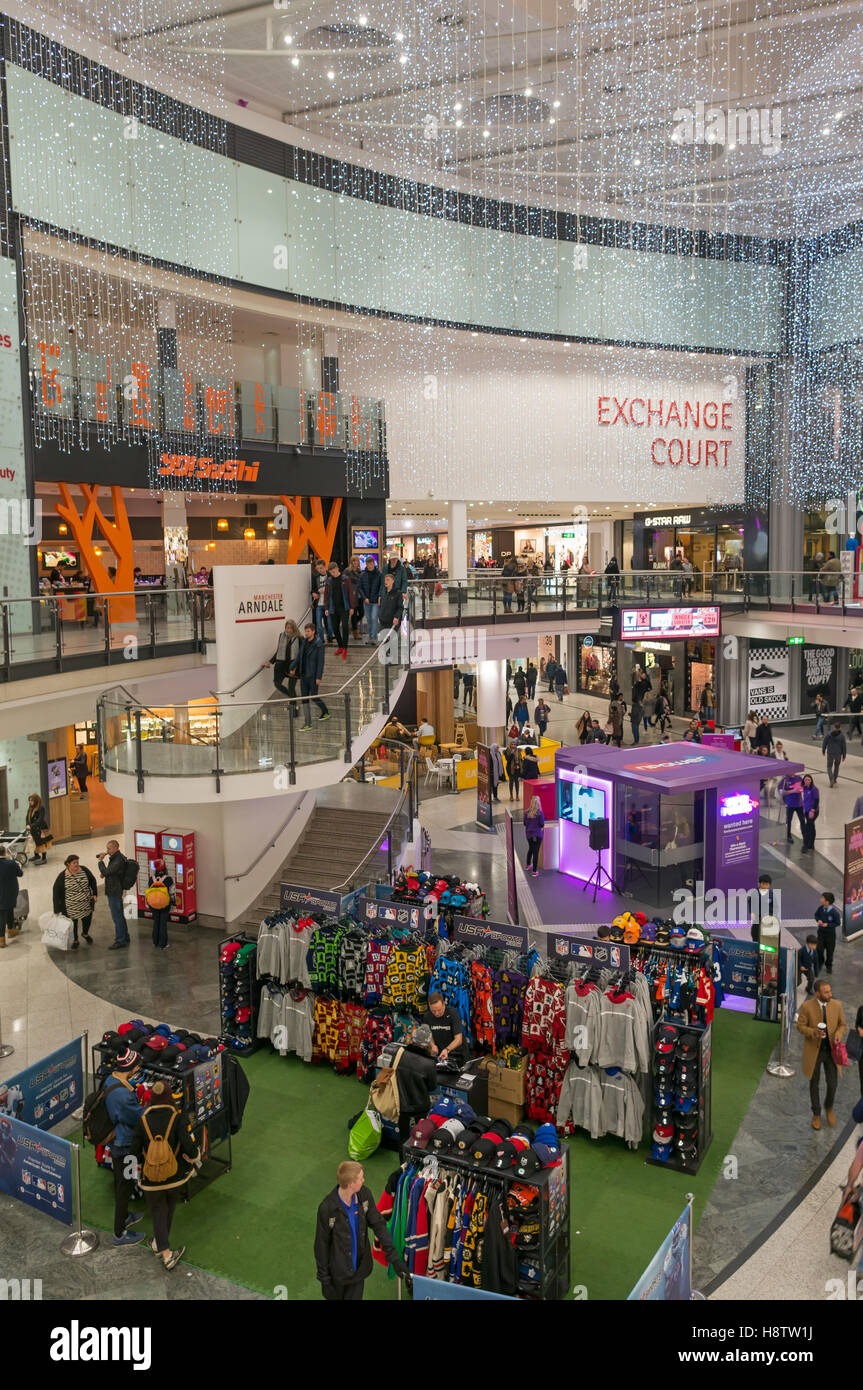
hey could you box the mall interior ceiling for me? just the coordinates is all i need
[1,0,863,1332]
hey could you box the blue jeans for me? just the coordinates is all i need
[503,594,512,612]
[630,721,640,744]
[108,894,129,944]
[364,602,379,641]
[315,604,333,641]
[815,714,825,737]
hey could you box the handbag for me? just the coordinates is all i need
[830,1188,862,1260]
[847,1030,863,1064]
[832,1039,850,1068]
[38,911,74,951]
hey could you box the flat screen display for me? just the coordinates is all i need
[620,606,720,639]
[352,528,379,550]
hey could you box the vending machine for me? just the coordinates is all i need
[159,829,197,923]
[133,828,162,917]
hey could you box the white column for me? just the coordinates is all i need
[262,335,280,386]
[448,500,468,582]
[476,659,506,746]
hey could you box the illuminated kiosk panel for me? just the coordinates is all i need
[558,766,614,887]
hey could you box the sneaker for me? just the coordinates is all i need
[319,711,331,721]
[125,1211,144,1229]
[161,943,171,950]
[83,934,93,944]
[300,724,311,731]
[148,1237,160,1254]
[108,942,123,950]
[164,1246,185,1270]
[113,1231,145,1246]
[71,941,79,950]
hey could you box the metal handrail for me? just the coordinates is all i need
[105,683,213,746]
[330,740,418,892]
[226,791,312,882]
[1,586,213,603]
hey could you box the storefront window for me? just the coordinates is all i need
[578,638,616,697]
[471,531,493,565]
[804,509,831,570]
[545,524,587,572]
[687,640,716,715]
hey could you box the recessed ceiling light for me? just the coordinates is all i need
[395,30,404,42]
[524,87,532,97]
[291,56,299,66]
[633,156,641,166]
[358,14,368,25]
[454,101,462,112]
[549,117,555,125]
[482,129,490,139]
[399,52,409,64]
[455,118,463,128]
[267,188,273,194]
[327,69,335,79]
[727,140,736,150]
[283,33,293,45]
[471,331,479,336]
[835,110,845,120]
[822,125,831,136]
[553,100,560,109]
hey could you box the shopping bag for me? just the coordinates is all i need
[847,1031,863,1064]
[39,912,74,951]
[832,1039,850,1068]
[347,1105,382,1161]
[122,890,138,921]
[433,582,443,597]
[13,889,29,924]
[830,1189,861,1260]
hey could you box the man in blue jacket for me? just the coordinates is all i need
[104,1047,145,1246]
[385,555,408,597]
[357,556,383,643]
[297,622,330,729]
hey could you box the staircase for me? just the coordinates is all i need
[234,784,399,933]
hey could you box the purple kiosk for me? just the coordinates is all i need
[555,741,804,905]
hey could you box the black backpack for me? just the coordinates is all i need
[82,1076,132,1146]
[120,857,140,891]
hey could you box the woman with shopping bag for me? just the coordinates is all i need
[26,793,52,865]
[52,854,97,949]
[146,858,174,952]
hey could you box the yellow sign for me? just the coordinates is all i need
[534,739,561,775]
[456,758,478,790]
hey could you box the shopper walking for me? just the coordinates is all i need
[378,572,404,639]
[347,557,364,641]
[845,684,863,740]
[608,696,624,747]
[71,748,89,794]
[504,742,522,801]
[797,979,847,1130]
[822,721,847,787]
[311,558,332,644]
[534,699,550,739]
[815,891,841,974]
[526,661,537,701]
[52,854,96,950]
[554,663,567,703]
[653,689,670,735]
[97,839,132,949]
[524,795,545,877]
[26,793,51,865]
[146,858,174,951]
[461,666,474,710]
[357,556,382,644]
[781,769,805,843]
[801,774,820,854]
[512,666,527,701]
[0,846,22,948]
[104,1047,145,1245]
[520,746,540,781]
[641,688,655,732]
[131,1079,200,1269]
[742,710,758,752]
[385,554,409,600]
[752,714,774,754]
[267,618,302,703]
[799,935,818,996]
[699,683,716,728]
[629,696,643,745]
[576,710,592,744]
[297,622,330,729]
[813,692,829,740]
[513,696,530,731]
[315,1160,409,1301]
[325,561,355,660]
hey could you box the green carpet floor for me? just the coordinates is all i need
[77,1009,777,1301]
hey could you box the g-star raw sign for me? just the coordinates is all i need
[234,588,286,623]
[598,395,733,469]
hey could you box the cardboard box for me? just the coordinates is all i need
[487,1058,526,1106]
[487,1097,524,1129]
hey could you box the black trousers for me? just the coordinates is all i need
[0,906,14,935]
[802,816,817,851]
[526,836,542,871]
[798,961,815,994]
[272,662,297,700]
[508,773,520,799]
[858,1053,863,1098]
[146,1188,180,1253]
[324,1278,365,1301]
[810,1046,838,1115]
[151,908,170,949]
[331,609,350,648]
[827,755,842,784]
[300,678,328,723]
[70,912,93,943]
[112,1146,136,1237]
[817,927,836,972]
[785,806,805,838]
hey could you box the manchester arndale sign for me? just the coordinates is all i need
[233,588,286,623]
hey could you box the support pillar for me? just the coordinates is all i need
[448,500,468,582]
[476,659,506,747]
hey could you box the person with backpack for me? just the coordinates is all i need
[146,858,174,951]
[131,1079,201,1270]
[315,1160,409,1300]
[101,1046,146,1245]
[97,839,137,949]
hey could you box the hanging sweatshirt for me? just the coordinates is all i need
[522,977,566,1054]
[598,1069,645,1148]
[594,989,651,1074]
[281,988,314,1062]
[565,980,601,1065]
[287,917,314,987]
[557,1062,604,1139]
[362,938,393,1007]
[338,931,368,1002]
[256,920,285,980]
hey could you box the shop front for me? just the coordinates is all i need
[470,529,494,565]
[633,506,765,581]
[545,524,587,573]
[577,635,617,697]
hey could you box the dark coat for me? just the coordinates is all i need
[358,568,383,603]
[297,635,325,683]
[26,805,49,846]
[0,857,23,911]
[315,1183,401,1287]
[221,1053,250,1136]
[379,588,403,629]
[52,865,97,917]
[98,850,128,898]
[394,1043,438,1116]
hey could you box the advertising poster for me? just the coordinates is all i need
[712,935,759,1000]
[620,607,720,639]
[843,817,863,940]
[47,758,67,799]
[505,809,519,926]
[451,915,528,951]
[717,792,759,876]
[801,643,837,715]
[0,1116,73,1225]
[280,883,342,915]
[476,743,493,829]
[359,897,423,931]
[627,1202,692,1301]
[0,1038,83,1130]
[747,644,789,721]
[702,732,736,750]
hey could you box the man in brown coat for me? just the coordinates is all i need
[797,979,847,1130]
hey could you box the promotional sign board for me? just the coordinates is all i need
[620,607,720,640]
[717,791,759,877]
[505,810,519,926]
[280,883,342,916]
[476,743,493,829]
[627,1202,692,1301]
[0,1038,84,1130]
[546,933,631,969]
[843,816,863,940]
[702,732,736,750]
[451,915,528,951]
[358,896,424,931]
[747,644,790,722]
[712,934,759,1000]
[0,1116,74,1225]
[801,643,838,715]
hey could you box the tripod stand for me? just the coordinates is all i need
[582,847,619,902]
